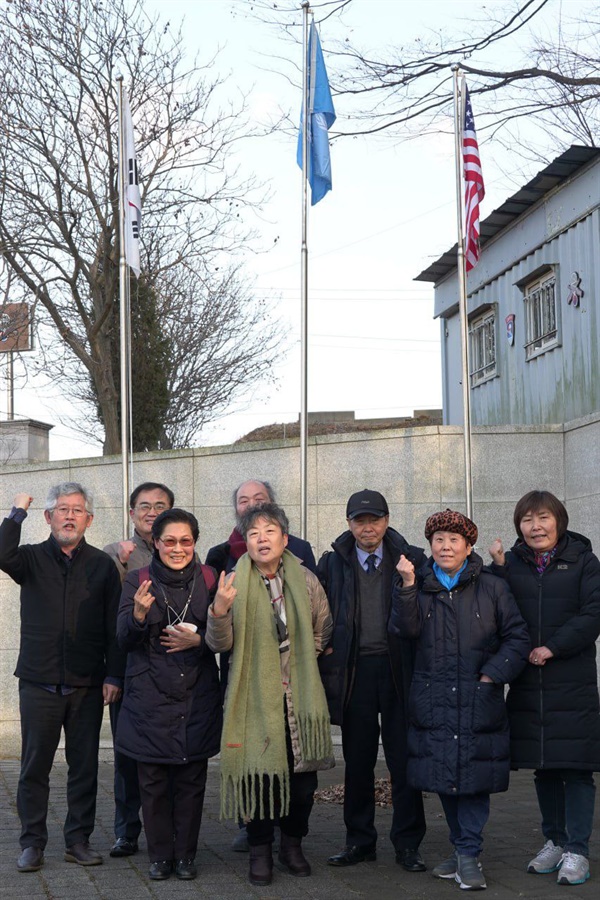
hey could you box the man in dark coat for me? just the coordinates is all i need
[205,478,318,851]
[102,481,175,859]
[0,484,123,874]
[205,479,317,576]
[317,489,427,871]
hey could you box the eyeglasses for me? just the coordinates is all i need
[135,502,169,513]
[158,537,195,549]
[55,506,88,517]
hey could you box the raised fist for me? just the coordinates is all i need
[396,554,416,587]
[488,539,506,566]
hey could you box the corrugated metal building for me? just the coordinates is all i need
[417,146,600,425]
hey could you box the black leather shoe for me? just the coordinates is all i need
[64,843,103,866]
[175,858,197,880]
[327,845,377,866]
[396,847,426,872]
[17,847,44,872]
[149,860,172,880]
[110,837,139,858]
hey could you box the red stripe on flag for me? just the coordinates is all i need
[463,85,485,272]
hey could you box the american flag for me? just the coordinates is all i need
[463,84,485,272]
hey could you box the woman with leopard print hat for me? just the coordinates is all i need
[390,509,530,891]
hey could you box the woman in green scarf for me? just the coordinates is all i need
[206,503,333,887]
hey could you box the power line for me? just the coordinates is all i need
[310,333,439,344]
[258,294,433,304]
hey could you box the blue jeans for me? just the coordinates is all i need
[534,768,596,857]
[439,792,490,857]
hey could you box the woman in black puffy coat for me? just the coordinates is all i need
[490,490,600,887]
[116,508,222,882]
[392,509,529,891]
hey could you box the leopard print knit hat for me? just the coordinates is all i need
[424,508,478,545]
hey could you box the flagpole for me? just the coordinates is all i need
[6,351,14,420]
[452,65,473,519]
[117,75,132,540]
[299,1,310,540]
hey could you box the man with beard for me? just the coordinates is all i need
[0,483,123,873]
[206,480,317,578]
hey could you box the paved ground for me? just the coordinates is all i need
[1,755,598,900]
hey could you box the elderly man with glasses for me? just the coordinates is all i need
[0,483,123,873]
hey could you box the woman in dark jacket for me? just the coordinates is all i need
[392,509,529,891]
[490,490,600,886]
[116,508,222,882]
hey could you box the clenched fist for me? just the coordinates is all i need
[395,554,416,587]
[117,540,136,566]
[488,539,506,566]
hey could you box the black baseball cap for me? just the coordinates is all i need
[346,489,389,520]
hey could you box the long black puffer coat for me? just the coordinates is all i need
[498,531,600,771]
[389,552,530,795]
[116,555,222,765]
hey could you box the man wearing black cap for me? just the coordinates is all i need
[317,490,427,871]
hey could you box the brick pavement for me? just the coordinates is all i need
[1,756,597,899]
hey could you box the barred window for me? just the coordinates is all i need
[524,270,557,359]
[469,310,496,386]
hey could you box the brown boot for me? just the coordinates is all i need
[278,833,311,877]
[249,843,273,886]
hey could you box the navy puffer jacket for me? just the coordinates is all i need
[390,553,530,795]
[116,556,222,765]
[498,531,600,771]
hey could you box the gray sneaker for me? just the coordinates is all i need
[557,852,590,885]
[528,840,564,874]
[432,852,457,879]
[455,854,486,890]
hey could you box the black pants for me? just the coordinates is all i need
[341,655,426,850]
[246,712,318,846]
[109,698,142,841]
[17,680,104,849]
[137,759,208,862]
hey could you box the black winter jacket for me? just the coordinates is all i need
[498,531,600,771]
[390,553,530,795]
[206,533,317,576]
[0,516,123,685]
[116,556,222,764]
[317,527,425,726]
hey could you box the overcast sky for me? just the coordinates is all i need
[7,0,588,458]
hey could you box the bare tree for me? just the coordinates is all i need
[251,0,599,156]
[0,0,282,454]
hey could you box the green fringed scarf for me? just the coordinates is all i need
[219,549,332,821]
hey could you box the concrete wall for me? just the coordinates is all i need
[1,415,599,755]
[0,419,53,464]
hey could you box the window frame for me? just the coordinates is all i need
[522,267,560,360]
[469,306,497,387]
